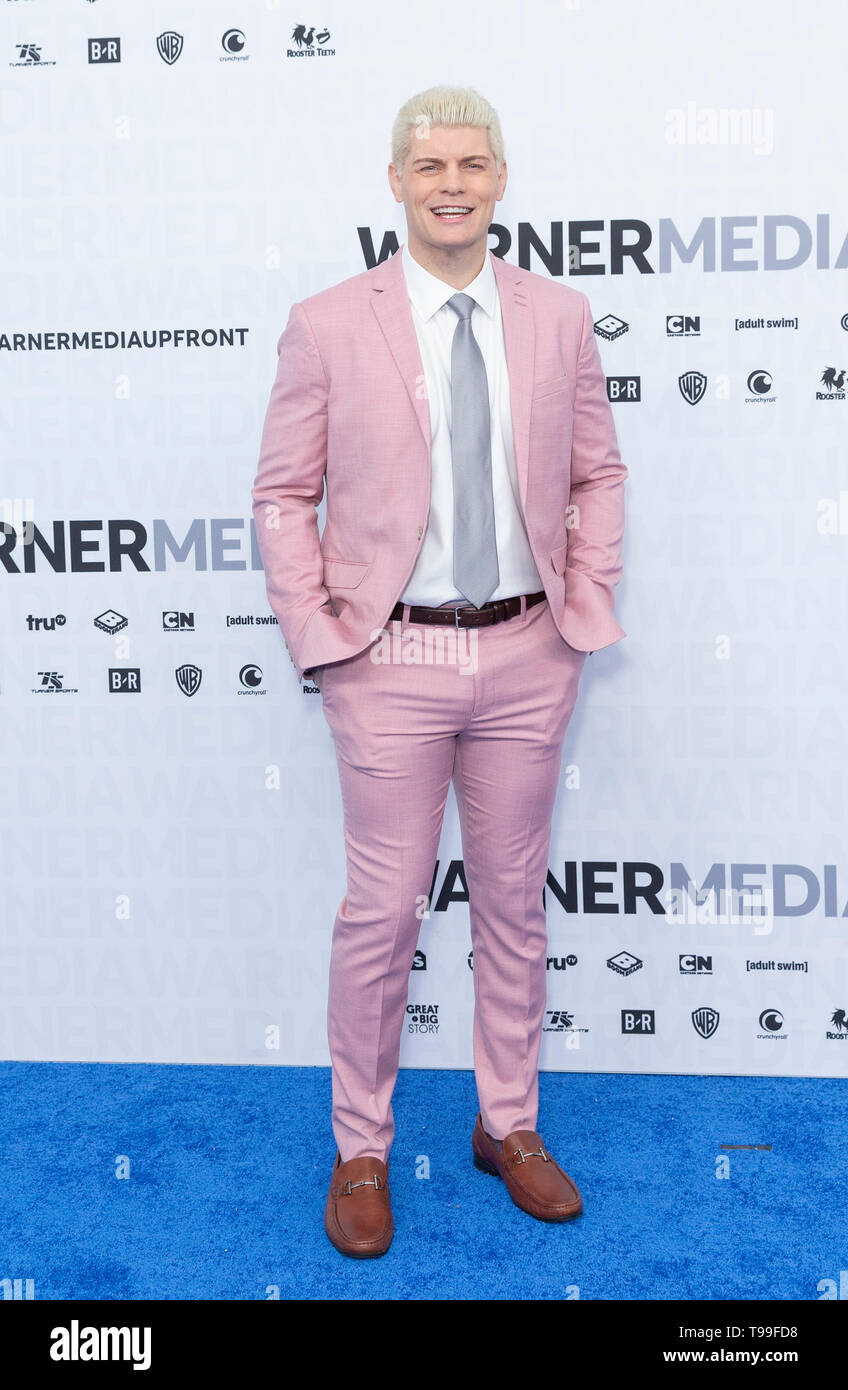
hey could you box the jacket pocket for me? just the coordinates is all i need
[551,542,568,576]
[533,372,569,400]
[321,558,371,589]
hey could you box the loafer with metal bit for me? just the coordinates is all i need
[324,1152,393,1257]
[472,1114,583,1222]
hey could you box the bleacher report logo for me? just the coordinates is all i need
[606,375,640,402]
[108,669,141,693]
[621,1010,655,1034]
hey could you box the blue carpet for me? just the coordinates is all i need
[0,1063,844,1300]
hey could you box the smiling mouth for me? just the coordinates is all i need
[430,206,474,220]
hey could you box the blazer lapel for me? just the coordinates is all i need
[491,251,534,512]
[370,247,535,511]
[369,251,431,453]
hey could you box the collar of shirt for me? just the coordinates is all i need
[399,241,498,323]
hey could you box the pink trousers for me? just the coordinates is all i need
[318,595,586,1162]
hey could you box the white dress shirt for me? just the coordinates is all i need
[398,242,543,605]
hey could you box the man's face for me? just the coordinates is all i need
[389,124,507,258]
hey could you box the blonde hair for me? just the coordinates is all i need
[391,85,504,174]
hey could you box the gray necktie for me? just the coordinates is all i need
[447,293,499,608]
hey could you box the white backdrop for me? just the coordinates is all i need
[2,0,847,1078]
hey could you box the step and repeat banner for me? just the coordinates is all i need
[2,0,846,1077]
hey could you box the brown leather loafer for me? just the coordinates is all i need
[324,1151,393,1257]
[472,1114,583,1222]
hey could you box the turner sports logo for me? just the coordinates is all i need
[0,519,266,573]
[357,214,848,275]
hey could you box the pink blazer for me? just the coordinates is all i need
[252,248,627,682]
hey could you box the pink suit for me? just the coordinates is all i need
[252,248,626,1161]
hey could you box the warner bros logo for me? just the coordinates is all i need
[692,1007,720,1039]
[679,370,707,404]
[175,664,202,697]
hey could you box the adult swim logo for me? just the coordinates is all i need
[818,368,847,400]
[679,371,707,404]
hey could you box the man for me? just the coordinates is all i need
[252,85,626,1258]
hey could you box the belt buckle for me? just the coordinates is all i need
[455,606,464,629]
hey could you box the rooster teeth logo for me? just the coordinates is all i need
[827,1008,848,1040]
[692,1007,719,1039]
[287,24,335,56]
[406,1003,439,1034]
[594,313,629,341]
[818,367,847,400]
[175,664,202,697]
[678,370,707,404]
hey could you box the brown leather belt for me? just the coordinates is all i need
[388,590,546,629]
